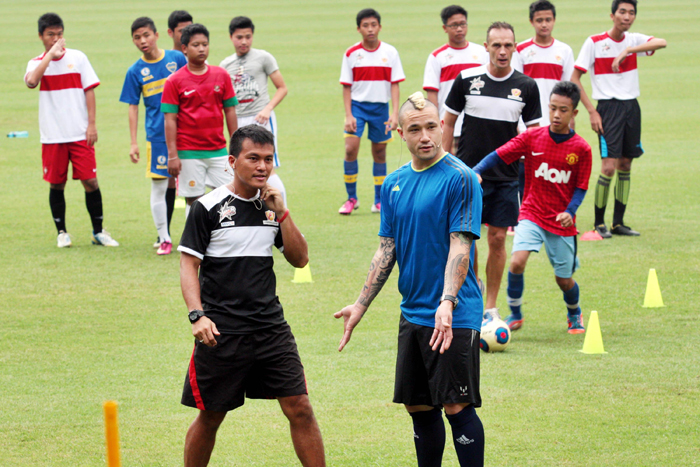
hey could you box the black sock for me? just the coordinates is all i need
[166,187,176,234]
[446,406,484,467]
[85,189,103,233]
[409,408,445,467]
[49,188,66,233]
[612,200,627,227]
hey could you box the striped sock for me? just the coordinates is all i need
[373,162,386,205]
[507,271,524,319]
[563,282,581,317]
[344,160,358,200]
[612,170,631,226]
[594,174,612,226]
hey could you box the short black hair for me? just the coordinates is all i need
[131,17,156,35]
[38,13,63,35]
[486,21,515,43]
[612,0,637,14]
[529,0,556,20]
[551,81,580,109]
[229,16,255,36]
[229,125,275,157]
[356,8,381,27]
[180,23,209,47]
[168,10,193,31]
[440,5,468,25]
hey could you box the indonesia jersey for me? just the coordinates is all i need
[496,127,592,236]
[423,42,487,136]
[25,48,99,144]
[513,38,574,126]
[119,50,187,142]
[161,65,238,158]
[379,154,482,331]
[574,31,655,100]
[340,41,405,103]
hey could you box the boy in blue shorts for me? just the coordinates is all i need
[120,17,187,254]
[339,8,405,214]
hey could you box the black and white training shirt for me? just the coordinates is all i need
[178,186,285,334]
[445,66,541,181]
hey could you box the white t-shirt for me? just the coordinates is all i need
[574,31,654,101]
[25,48,100,144]
[340,41,405,103]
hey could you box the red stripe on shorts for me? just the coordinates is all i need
[189,346,206,410]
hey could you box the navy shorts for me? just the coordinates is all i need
[597,99,643,159]
[481,179,520,227]
[345,100,393,143]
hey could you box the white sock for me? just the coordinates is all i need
[268,173,287,207]
[151,179,171,243]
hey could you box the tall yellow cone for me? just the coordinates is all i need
[643,268,665,308]
[579,310,607,354]
[292,263,313,283]
[103,401,121,467]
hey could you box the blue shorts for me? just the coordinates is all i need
[147,141,170,179]
[512,219,579,279]
[345,100,393,143]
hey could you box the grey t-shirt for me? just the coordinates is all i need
[220,48,279,117]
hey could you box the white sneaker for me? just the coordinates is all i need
[57,231,72,248]
[482,308,501,325]
[92,230,120,247]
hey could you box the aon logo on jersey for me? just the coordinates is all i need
[535,162,571,184]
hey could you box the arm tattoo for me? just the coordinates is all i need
[443,232,473,296]
[358,237,397,307]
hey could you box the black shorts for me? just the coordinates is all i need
[481,179,520,227]
[393,315,481,407]
[597,99,643,159]
[182,323,307,412]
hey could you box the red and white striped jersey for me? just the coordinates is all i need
[513,38,574,126]
[340,41,405,103]
[423,42,487,135]
[574,31,654,100]
[25,48,100,144]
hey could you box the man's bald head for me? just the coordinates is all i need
[398,92,440,127]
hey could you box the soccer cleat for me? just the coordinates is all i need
[505,314,524,331]
[482,308,501,325]
[153,237,162,248]
[594,224,612,239]
[567,313,585,334]
[338,198,359,215]
[371,202,381,213]
[611,224,640,236]
[57,231,72,248]
[157,241,172,255]
[92,230,120,247]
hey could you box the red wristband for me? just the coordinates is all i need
[278,210,290,224]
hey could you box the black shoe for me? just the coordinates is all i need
[611,224,640,236]
[595,224,612,239]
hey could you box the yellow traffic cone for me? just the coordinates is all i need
[642,268,665,308]
[175,198,186,209]
[292,263,313,283]
[579,310,607,354]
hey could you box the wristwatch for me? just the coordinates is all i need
[188,309,205,324]
[440,294,459,309]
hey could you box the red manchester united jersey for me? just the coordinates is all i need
[496,126,592,236]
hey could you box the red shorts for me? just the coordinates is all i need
[42,141,96,184]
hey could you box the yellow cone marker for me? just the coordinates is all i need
[292,263,313,283]
[642,268,665,308]
[103,401,121,466]
[175,198,186,209]
[579,310,607,354]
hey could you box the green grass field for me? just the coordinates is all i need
[1,0,698,465]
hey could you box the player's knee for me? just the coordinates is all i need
[487,229,507,248]
[509,260,526,275]
[281,395,316,424]
[82,178,99,192]
[555,276,574,291]
[600,165,615,177]
[617,159,632,171]
[196,410,226,430]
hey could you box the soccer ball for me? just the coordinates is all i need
[480,318,511,352]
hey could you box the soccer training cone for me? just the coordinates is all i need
[174,198,186,209]
[292,263,313,283]
[579,310,607,354]
[580,230,604,241]
[643,268,665,308]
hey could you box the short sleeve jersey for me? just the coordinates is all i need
[444,66,541,181]
[119,49,187,142]
[25,48,100,144]
[220,48,279,117]
[496,127,592,236]
[161,65,238,158]
[379,154,483,331]
[177,186,285,334]
[513,38,574,126]
[340,41,405,103]
[574,31,655,100]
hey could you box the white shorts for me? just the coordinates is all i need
[237,110,280,167]
[179,156,233,198]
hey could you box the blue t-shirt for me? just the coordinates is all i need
[119,49,187,142]
[379,153,483,331]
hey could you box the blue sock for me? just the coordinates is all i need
[446,406,485,467]
[373,162,386,205]
[563,281,581,316]
[409,408,445,467]
[344,160,358,200]
[507,271,524,319]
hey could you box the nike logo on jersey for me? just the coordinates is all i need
[532,152,545,156]
[184,90,195,96]
[535,162,571,184]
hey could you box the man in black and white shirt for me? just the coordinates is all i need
[443,21,541,321]
[178,125,325,467]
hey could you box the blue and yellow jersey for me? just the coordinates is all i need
[119,49,187,142]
